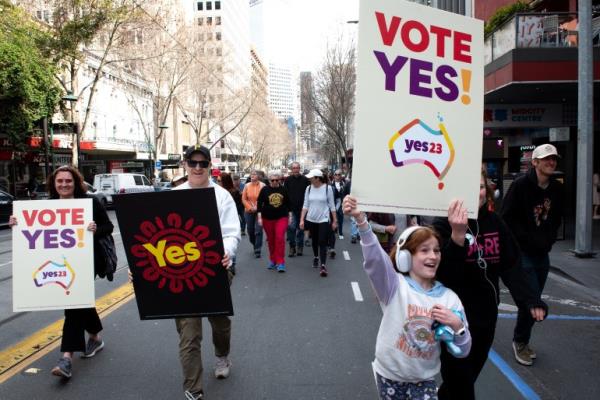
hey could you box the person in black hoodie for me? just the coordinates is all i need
[284,162,310,256]
[501,143,564,366]
[432,169,547,400]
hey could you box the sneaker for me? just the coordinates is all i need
[51,357,72,378]
[254,251,261,258]
[339,235,344,240]
[184,390,204,400]
[229,264,236,275]
[512,341,533,366]
[296,247,303,256]
[241,230,246,236]
[215,356,232,379]
[267,261,276,270]
[81,338,104,358]
[312,257,319,268]
[277,264,286,273]
[351,236,357,244]
[329,249,336,259]
[525,344,537,359]
[288,246,296,257]
[320,265,328,277]
[305,239,311,247]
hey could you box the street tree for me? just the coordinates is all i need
[310,35,356,174]
[0,0,60,148]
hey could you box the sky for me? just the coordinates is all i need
[264,0,360,71]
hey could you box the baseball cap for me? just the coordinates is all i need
[532,144,559,159]
[306,168,323,178]
[184,145,211,161]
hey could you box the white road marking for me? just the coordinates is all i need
[498,303,518,312]
[351,282,364,302]
[541,294,600,313]
[343,251,350,261]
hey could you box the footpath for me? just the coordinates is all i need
[548,219,600,300]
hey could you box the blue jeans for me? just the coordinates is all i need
[336,207,344,235]
[350,217,359,238]
[287,211,305,249]
[244,212,263,254]
[513,253,550,344]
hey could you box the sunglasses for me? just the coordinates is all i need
[270,179,280,183]
[186,160,210,169]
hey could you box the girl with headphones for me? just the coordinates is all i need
[343,196,471,400]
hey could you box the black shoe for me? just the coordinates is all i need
[320,265,328,277]
[255,251,261,258]
[297,247,303,256]
[312,257,319,268]
[288,246,296,257]
[329,249,336,259]
[351,236,357,244]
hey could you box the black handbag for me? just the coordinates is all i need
[97,235,118,281]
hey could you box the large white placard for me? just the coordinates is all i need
[12,199,95,312]
[353,0,484,217]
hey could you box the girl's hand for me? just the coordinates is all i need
[385,225,397,235]
[331,221,338,231]
[299,220,304,230]
[8,215,17,227]
[448,199,468,246]
[87,221,97,233]
[342,195,362,219]
[431,304,463,332]
[530,306,546,322]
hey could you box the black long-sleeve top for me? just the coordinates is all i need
[501,168,564,255]
[432,207,547,327]
[257,186,291,220]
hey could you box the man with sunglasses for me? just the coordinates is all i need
[283,162,310,257]
[173,145,241,400]
[501,143,564,367]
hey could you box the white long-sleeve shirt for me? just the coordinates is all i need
[360,226,471,383]
[174,181,240,258]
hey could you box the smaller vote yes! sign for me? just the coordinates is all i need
[12,199,95,312]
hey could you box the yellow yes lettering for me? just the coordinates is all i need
[142,240,202,267]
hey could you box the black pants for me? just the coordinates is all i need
[438,322,496,400]
[307,221,331,266]
[60,307,103,352]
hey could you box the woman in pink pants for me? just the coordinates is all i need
[258,171,292,272]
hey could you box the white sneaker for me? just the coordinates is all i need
[339,235,344,240]
[215,356,231,379]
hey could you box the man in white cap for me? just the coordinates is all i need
[501,143,564,367]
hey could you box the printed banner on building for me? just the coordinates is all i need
[114,189,232,320]
[12,199,95,312]
[352,0,484,217]
[484,104,563,128]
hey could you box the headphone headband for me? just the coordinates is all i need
[396,226,421,250]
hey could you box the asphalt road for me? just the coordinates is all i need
[0,211,599,399]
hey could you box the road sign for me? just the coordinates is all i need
[155,161,162,169]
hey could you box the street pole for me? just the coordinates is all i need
[42,116,50,178]
[574,0,594,257]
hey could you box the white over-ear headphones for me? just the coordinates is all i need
[395,226,421,273]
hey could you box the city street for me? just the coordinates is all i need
[0,211,599,399]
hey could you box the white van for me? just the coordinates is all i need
[93,173,154,204]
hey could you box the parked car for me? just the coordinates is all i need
[154,181,172,192]
[85,182,109,207]
[0,190,14,227]
[93,173,154,205]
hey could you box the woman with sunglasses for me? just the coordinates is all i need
[431,169,547,400]
[9,165,113,379]
[257,171,292,272]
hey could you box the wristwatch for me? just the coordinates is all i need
[455,325,466,336]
